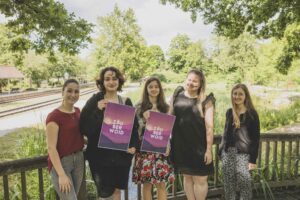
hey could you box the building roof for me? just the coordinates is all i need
[0,65,24,79]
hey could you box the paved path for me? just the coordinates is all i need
[0,84,139,137]
[267,123,300,134]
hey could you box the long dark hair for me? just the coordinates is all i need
[231,83,256,128]
[140,77,169,118]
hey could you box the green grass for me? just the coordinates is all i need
[0,126,47,161]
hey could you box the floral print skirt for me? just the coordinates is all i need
[132,152,175,184]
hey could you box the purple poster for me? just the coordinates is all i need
[141,111,176,154]
[98,102,136,151]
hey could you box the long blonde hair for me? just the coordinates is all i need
[231,84,255,128]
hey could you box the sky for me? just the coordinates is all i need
[0,0,215,57]
[59,0,214,56]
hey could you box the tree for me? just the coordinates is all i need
[22,51,49,87]
[184,41,207,72]
[212,34,258,83]
[0,0,93,55]
[277,23,300,74]
[167,34,191,72]
[93,5,147,80]
[146,45,165,69]
[160,0,300,73]
[46,53,84,83]
[0,24,23,66]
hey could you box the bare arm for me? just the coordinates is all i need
[46,122,71,193]
[204,104,214,164]
[168,97,174,115]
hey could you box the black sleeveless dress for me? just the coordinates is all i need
[171,91,215,175]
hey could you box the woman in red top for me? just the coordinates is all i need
[46,79,84,200]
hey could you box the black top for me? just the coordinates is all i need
[220,108,260,164]
[79,92,139,167]
[170,91,215,174]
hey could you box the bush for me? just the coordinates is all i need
[151,69,186,83]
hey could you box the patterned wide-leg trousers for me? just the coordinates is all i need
[221,147,252,200]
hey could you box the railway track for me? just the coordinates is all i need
[0,88,97,118]
[0,83,94,104]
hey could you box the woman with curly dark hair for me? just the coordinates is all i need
[80,66,139,200]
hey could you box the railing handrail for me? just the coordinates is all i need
[0,156,47,176]
[1,132,299,199]
[1,133,300,176]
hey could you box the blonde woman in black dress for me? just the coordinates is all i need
[170,69,215,200]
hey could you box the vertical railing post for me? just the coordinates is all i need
[38,168,44,200]
[21,171,27,200]
[125,189,129,200]
[3,175,9,200]
[214,144,219,187]
[265,141,270,180]
[280,141,285,180]
[137,184,142,200]
[295,141,299,178]
[272,141,278,181]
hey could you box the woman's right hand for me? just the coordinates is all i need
[58,174,72,193]
[142,110,150,122]
[97,99,109,110]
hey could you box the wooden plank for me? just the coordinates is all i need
[0,156,47,176]
[125,189,129,200]
[272,141,278,181]
[55,192,59,200]
[287,141,292,178]
[78,163,87,200]
[3,175,9,200]
[21,171,27,200]
[259,133,300,141]
[265,141,270,180]
[295,141,299,178]
[137,184,142,200]
[172,177,177,197]
[38,168,44,200]
[280,141,285,180]
[214,144,219,186]
[258,141,262,168]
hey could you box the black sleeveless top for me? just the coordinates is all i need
[171,91,215,175]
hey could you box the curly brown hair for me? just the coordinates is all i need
[96,66,125,93]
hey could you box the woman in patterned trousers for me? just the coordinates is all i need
[219,84,260,199]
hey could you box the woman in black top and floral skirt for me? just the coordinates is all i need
[170,69,215,200]
[132,77,175,200]
[219,83,260,200]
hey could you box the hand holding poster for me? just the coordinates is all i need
[141,111,176,154]
[98,102,136,151]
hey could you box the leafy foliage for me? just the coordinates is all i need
[94,5,147,80]
[0,0,93,55]
[211,33,258,83]
[167,34,191,72]
[160,0,300,73]
[0,24,24,66]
